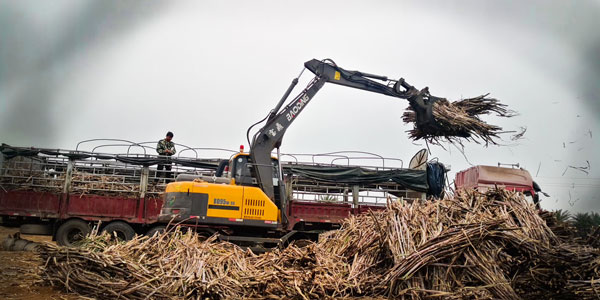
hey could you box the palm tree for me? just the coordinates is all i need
[552,209,571,223]
[591,212,600,227]
[572,212,600,238]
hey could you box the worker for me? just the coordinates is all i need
[156,131,176,181]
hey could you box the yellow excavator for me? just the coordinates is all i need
[158,58,448,245]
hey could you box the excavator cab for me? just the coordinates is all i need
[228,153,284,207]
[230,155,256,186]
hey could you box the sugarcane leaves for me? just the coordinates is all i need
[403,93,517,146]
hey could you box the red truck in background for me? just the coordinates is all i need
[455,165,544,205]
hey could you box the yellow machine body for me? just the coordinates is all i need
[163,176,279,226]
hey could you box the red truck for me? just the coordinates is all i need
[0,144,194,246]
[455,165,544,205]
[1,143,440,248]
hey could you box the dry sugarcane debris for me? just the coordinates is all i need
[403,94,516,146]
[511,126,528,141]
[539,210,587,244]
[40,190,600,299]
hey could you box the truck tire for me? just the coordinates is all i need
[20,224,53,235]
[145,225,166,237]
[56,219,90,247]
[102,221,135,241]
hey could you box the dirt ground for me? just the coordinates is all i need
[0,226,81,300]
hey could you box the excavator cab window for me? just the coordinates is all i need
[230,155,281,190]
[272,162,280,187]
[272,161,283,207]
[231,156,256,186]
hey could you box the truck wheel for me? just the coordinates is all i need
[56,219,90,247]
[145,225,166,237]
[20,224,53,235]
[102,221,135,241]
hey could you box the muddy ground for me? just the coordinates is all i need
[0,226,81,300]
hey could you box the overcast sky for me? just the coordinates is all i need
[1,0,599,212]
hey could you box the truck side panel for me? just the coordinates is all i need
[287,200,351,230]
[144,197,164,223]
[0,190,61,218]
[65,194,139,221]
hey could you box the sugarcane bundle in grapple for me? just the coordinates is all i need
[402,90,515,145]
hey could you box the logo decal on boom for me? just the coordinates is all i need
[286,94,311,121]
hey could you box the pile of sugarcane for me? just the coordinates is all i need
[403,94,515,145]
[39,190,600,299]
[70,171,164,198]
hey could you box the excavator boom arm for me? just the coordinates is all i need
[304,59,412,98]
[250,76,327,203]
[250,59,438,202]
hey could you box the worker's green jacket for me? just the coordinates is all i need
[156,139,176,156]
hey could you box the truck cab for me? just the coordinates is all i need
[455,165,540,205]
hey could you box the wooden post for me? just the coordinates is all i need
[285,175,293,202]
[63,159,74,194]
[140,166,149,199]
[352,185,359,208]
[0,152,4,176]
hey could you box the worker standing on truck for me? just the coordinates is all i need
[156,131,176,181]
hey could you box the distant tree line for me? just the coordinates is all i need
[552,209,600,238]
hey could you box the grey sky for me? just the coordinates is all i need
[1,0,599,212]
